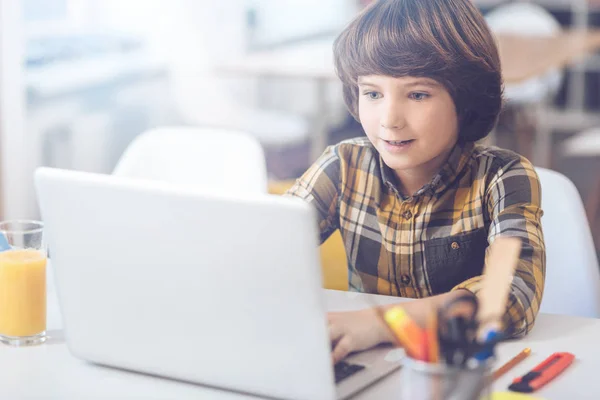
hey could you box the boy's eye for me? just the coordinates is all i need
[409,92,430,101]
[364,91,382,100]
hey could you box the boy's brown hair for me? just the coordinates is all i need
[334,0,502,142]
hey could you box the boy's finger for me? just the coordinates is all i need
[329,323,343,343]
[327,312,341,324]
[331,335,353,364]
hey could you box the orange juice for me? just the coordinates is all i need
[0,249,47,337]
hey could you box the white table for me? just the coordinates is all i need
[2,265,599,399]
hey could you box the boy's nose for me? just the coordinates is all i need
[380,121,403,130]
[379,97,406,131]
[380,110,405,131]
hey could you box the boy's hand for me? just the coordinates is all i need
[328,309,393,364]
[327,291,472,364]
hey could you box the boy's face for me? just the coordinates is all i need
[358,75,459,179]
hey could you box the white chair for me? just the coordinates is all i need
[485,3,564,105]
[536,167,600,318]
[485,3,564,167]
[561,127,600,248]
[113,127,268,194]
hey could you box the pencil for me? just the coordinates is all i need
[492,347,532,381]
[426,308,439,363]
[384,306,426,360]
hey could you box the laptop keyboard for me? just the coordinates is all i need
[334,361,365,384]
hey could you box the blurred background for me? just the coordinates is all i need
[0,0,599,254]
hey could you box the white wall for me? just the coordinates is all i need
[0,0,358,219]
[88,0,356,120]
[250,0,359,47]
[79,0,258,120]
[0,0,30,219]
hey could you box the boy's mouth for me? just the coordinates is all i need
[384,139,414,146]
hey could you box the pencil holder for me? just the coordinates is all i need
[401,356,493,400]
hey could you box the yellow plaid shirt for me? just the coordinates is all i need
[286,137,545,337]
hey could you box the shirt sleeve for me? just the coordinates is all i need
[284,145,341,244]
[452,156,545,337]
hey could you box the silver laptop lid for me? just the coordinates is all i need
[35,167,336,400]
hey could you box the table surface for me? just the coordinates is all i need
[218,30,600,85]
[497,30,600,84]
[2,265,599,399]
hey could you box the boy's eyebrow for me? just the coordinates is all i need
[357,77,441,89]
[403,79,441,88]
[356,77,380,87]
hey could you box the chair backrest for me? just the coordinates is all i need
[113,127,268,193]
[485,3,561,36]
[485,3,564,103]
[536,167,600,318]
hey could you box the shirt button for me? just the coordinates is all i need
[400,275,411,285]
[451,242,460,250]
[402,210,413,220]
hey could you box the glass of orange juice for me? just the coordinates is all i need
[0,220,47,346]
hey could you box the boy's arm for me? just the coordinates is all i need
[452,156,545,337]
[284,146,341,244]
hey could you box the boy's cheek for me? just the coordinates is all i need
[362,127,380,144]
[357,111,379,134]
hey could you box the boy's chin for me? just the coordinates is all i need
[380,155,423,172]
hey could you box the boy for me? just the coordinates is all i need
[286,0,545,363]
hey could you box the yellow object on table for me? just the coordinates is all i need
[491,392,545,400]
[268,179,348,291]
[0,249,47,337]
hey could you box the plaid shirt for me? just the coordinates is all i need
[286,137,545,337]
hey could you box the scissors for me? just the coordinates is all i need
[437,293,481,366]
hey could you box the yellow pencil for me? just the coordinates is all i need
[493,348,532,381]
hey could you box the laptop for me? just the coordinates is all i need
[34,167,402,400]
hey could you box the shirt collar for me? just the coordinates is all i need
[379,141,474,198]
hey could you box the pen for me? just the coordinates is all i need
[493,347,531,381]
[474,329,501,361]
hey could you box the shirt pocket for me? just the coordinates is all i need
[424,228,488,295]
